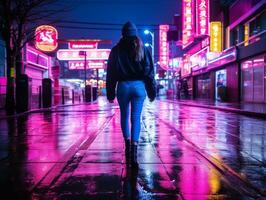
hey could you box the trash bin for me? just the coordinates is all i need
[16,74,32,113]
[42,78,52,108]
[85,85,98,102]
[85,85,92,102]
[92,87,97,101]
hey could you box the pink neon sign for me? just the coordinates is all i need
[159,25,169,70]
[182,0,195,47]
[196,0,209,35]
[56,49,111,61]
[69,61,106,70]
[68,41,98,49]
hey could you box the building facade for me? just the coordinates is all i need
[229,0,266,103]
[177,0,266,103]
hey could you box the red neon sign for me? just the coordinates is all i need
[56,49,111,61]
[69,61,106,70]
[68,41,98,49]
[196,0,209,35]
[35,25,58,52]
[182,0,195,48]
[159,25,169,70]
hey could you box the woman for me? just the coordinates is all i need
[106,21,156,168]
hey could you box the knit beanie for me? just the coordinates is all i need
[122,21,138,37]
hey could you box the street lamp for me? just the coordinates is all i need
[144,29,154,61]
[144,42,152,48]
[144,29,155,72]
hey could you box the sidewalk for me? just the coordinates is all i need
[163,98,266,118]
[0,99,265,199]
[31,106,256,199]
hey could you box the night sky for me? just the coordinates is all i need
[52,0,181,53]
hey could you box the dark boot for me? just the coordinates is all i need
[125,139,131,167]
[131,143,139,169]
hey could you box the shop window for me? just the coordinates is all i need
[241,55,266,102]
[253,60,264,102]
[230,27,239,46]
[196,74,211,99]
[215,69,227,101]
[242,60,253,102]
[249,9,266,37]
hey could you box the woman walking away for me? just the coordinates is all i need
[106,21,156,169]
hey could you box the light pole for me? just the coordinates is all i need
[79,50,87,101]
[144,29,155,72]
[144,30,154,60]
[79,51,87,87]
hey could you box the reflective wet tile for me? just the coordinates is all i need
[81,150,123,163]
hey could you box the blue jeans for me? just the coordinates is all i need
[117,81,146,142]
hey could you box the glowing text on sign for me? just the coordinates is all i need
[159,25,169,70]
[69,61,106,70]
[196,0,209,35]
[68,41,98,49]
[35,25,58,52]
[182,0,194,47]
[210,22,222,52]
[56,49,111,61]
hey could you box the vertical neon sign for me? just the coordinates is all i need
[196,0,209,35]
[159,25,169,70]
[210,22,222,52]
[182,0,194,48]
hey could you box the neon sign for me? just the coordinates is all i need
[210,22,222,52]
[68,41,98,49]
[159,25,169,70]
[190,47,208,71]
[57,49,111,61]
[68,61,106,70]
[244,24,249,46]
[196,0,209,35]
[35,25,58,52]
[182,0,195,47]
[182,56,192,77]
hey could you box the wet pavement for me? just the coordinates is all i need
[0,98,265,199]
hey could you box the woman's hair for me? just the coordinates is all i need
[119,36,144,62]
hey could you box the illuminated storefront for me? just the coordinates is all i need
[191,47,211,99]
[228,1,266,103]
[23,44,52,108]
[241,54,266,102]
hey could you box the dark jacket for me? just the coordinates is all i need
[106,44,156,101]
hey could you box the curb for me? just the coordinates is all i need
[164,100,266,119]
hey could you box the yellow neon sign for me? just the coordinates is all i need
[210,22,222,52]
[244,24,249,46]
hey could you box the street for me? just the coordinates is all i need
[0,98,265,199]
